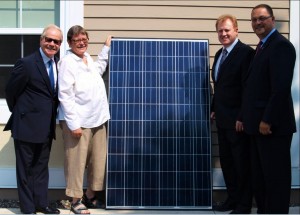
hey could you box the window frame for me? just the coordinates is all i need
[0,0,83,123]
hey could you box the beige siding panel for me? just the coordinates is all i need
[88,33,287,59]
[89,31,216,43]
[85,1,289,8]
[84,18,289,34]
[85,5,289,20]
[209,58,216,69]
[83,0,291,169]
[213,157,221,168]
[85,18,216,31]
[88,31,287,47]
[212,145,220,157]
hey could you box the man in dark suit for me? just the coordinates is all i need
[241,4,296,214]
[4,24,63,214]
[211,14,254,214]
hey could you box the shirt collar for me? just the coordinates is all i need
[66,49,87,61]
[39,47,53,64]
[223,38,239,53]
[261,28,276,44]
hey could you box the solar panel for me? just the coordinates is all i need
[106,38,211,209]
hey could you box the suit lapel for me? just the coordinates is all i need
[216,41,241,81]
[54,56,59,93]
[212,49,222,82]
[249,30,279,71]
[35,51,53,95]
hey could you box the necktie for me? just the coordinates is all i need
[48,59,55,92]
[255,41,263,55]
[215,48,228,80]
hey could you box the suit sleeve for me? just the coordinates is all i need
[237,46,255,121]
[210,87,215,112]
[210,53,219,113]
[262,40,296,125]
[5,59,29,112]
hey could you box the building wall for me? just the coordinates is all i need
[83,0,291,171]
[0,125,64,168]
[0,0,298,190]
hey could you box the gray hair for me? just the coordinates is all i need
[67,25,89,42]
[40,24,63,40]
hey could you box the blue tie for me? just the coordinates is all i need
[48,59,55,92]
[215,48,228,80]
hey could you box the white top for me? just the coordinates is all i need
[57,46,110,130]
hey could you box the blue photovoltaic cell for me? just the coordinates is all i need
[107,38,211,209]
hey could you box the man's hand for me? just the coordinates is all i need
[210,112,216,123]
[259,121,272,135]
[235,120,244,132]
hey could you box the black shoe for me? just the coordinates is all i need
[213,200,235,212]
[230,209,251,214]
[82,193,105,209]
[35,206,60,214]
[21,211,36,214]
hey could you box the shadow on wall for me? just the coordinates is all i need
[0,127,16,167]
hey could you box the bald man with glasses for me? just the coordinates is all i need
[240,4,296,214]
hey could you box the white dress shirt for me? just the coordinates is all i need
[57,46,110,130]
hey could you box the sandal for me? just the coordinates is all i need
[82,194,105,209]
[71,199,90,214]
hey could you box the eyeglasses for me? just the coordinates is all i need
[251,16,272,23]
[44,37,62,45]
[72,38,89,44]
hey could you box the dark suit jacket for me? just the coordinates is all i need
[211,40,254,129]
[4,50,59,143]
[241,30,296,135]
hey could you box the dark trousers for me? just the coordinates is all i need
[14,139,52,213]
[250,134,292,214]
[218,128,252,211]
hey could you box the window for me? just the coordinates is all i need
[0,35,40,98]
[0,1,84,189]
[0,0,59,28]
[0,0,68,123]
[0,0,59,98]
[0,0,60,97]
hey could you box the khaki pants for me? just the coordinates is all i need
[60,121,107,198]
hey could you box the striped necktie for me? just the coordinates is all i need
[215,48,228,80]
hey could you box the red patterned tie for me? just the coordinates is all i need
[255,41,263,56]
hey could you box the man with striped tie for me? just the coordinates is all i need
[211,14,254,214]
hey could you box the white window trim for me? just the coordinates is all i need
[0,29,44,34]
[59,0,84,58]
[0,0,83,124]
[290,0,300,181]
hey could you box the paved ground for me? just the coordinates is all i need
[0,207,299,214]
